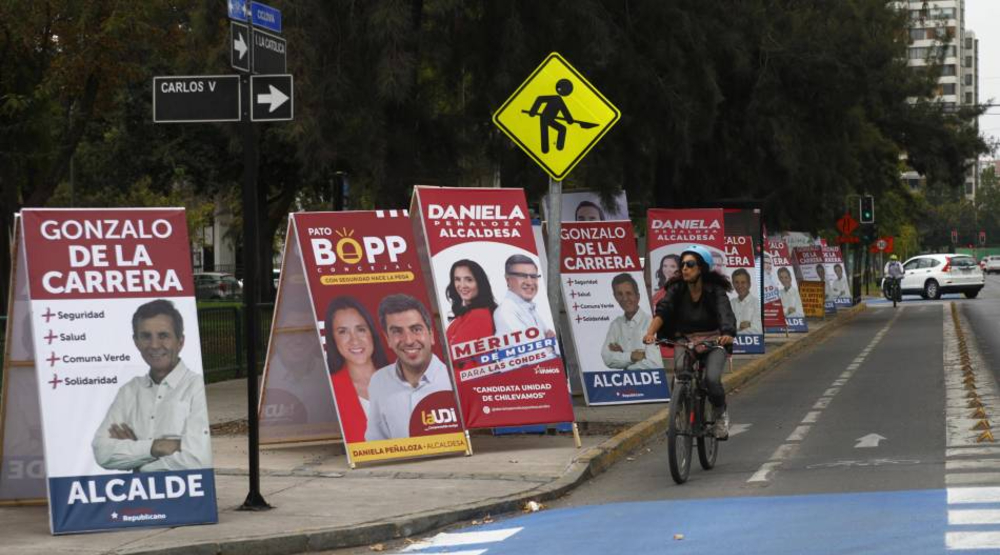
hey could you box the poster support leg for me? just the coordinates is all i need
[238,69,271,512]
[572,422,582,448]
[465,430,474,456]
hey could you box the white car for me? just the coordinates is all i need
[983,255,1000,275]
[883,254,985,300]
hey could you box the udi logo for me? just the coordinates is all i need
[410,391,462,436]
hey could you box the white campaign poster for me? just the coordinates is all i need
[723,236,763,354]
[560,221,669,405]
[19,209,217,534]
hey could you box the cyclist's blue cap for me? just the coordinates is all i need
[681,245,714,269]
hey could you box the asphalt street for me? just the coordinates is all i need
[365,275,1000,554]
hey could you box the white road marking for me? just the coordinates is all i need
[813,398,832,410]
[786,425,810,442]
[822,387,841,397]
[770,443,799,460]
[402,528,523,552]
[854,433,886,448]
[832,379,847,387]
[946,531,1000,550]
[802,411,821,423]
[839,371,853,379]
[948,487,1000,504]
[747,461,781,483]
[729,423,752,437]
[948,447,1000,458]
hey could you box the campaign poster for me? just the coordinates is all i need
[766,239,808,332]
[822,246,853,308]
[543,190,630,223]
[723,236,763,354]
[19,209,216,535]
[798,282,827,318]
[290,210,469,465]
[412,186,575,429]
[560,221,669,405]
[0,216,46,503]
[794,246,835,314]
[646,208,726,308]
[258,227,342,445]
[761,263,787,334]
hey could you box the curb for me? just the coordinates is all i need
[121,304,867,555]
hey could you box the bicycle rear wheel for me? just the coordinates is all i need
[696,395,718,470]
[668,382,693,484]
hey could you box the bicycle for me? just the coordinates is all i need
[884,276,902,308]
[658,337,723,484]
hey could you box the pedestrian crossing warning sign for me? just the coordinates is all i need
[493,52,620,181]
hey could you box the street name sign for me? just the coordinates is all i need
[231,22,250,72]
[493,52,620,181]
[250,75,293,121]
[153,75,241,123]
[228,0,248,21]
[252,27,287,74]
[250,1,281,33]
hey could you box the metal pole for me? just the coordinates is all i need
[546,176,562,317]
[239,47,270,512]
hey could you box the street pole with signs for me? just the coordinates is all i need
[153,0,293,511]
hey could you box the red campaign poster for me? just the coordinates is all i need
[289,211,468,464]
[766,239,807,332]
[412,186,575,429]
[646,209,726,308]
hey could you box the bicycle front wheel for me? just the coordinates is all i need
[668,383,693,484]
[697,395,719,470]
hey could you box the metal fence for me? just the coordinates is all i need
[0,306,273,386]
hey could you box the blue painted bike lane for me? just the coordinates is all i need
[401,489,1000,554]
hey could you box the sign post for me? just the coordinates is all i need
[492,53,620,382]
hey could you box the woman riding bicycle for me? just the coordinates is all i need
[643,245,737,440]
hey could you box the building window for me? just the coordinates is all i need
[966,92,974,104]
[966,37,974,49]
[965,56,973,68]
[942,64,957,76]
[940,83,957,95]
[966,182,974,196]
[908,178,921,191]
[965,74,973,86]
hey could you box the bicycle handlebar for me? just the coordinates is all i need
[655,337,721,350]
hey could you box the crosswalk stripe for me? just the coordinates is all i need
[402,528,523,552]
[947,460,1000,471]
[948,447,1000,458]
[946,531,1000,550]
[949,509,1000,525]
[948,487,1000,504]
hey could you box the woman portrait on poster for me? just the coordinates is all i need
[325,296,389,443]
[445,259,498,352]
[652,254,681,306]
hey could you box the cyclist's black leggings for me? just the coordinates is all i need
[674,347,727,409]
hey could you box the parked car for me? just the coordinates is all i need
[193,272,243,300]
[881,254,984,300]
[983,255,1000,275]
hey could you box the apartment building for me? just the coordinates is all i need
[901,0,980,199]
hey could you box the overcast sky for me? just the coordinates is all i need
[967,0,1000,154]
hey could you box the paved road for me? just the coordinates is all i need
[373,275,1000,554]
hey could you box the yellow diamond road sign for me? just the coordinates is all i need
[493,52,620,181]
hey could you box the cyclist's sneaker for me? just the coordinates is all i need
[713,407,730,441]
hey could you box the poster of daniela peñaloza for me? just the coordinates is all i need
[412,187,575,429]
[559,221,669,405]
[286,210,468,465]
[19,209,216,535]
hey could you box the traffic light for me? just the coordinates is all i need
[859,195,875,224]
[951,229,958,244]
[980,230,987,247]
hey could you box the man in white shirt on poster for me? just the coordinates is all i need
[493,254,556,340]
[365,294,455,441]
[601,273,663,370]
[730,269,762,335]
[776,267,804,318]
[92,299,212,472]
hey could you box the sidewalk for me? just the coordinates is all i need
[0,304,864,555]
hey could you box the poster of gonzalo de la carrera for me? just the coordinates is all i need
[412,187,575,429]
[19,209,216,535]
[560,221,669,405]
